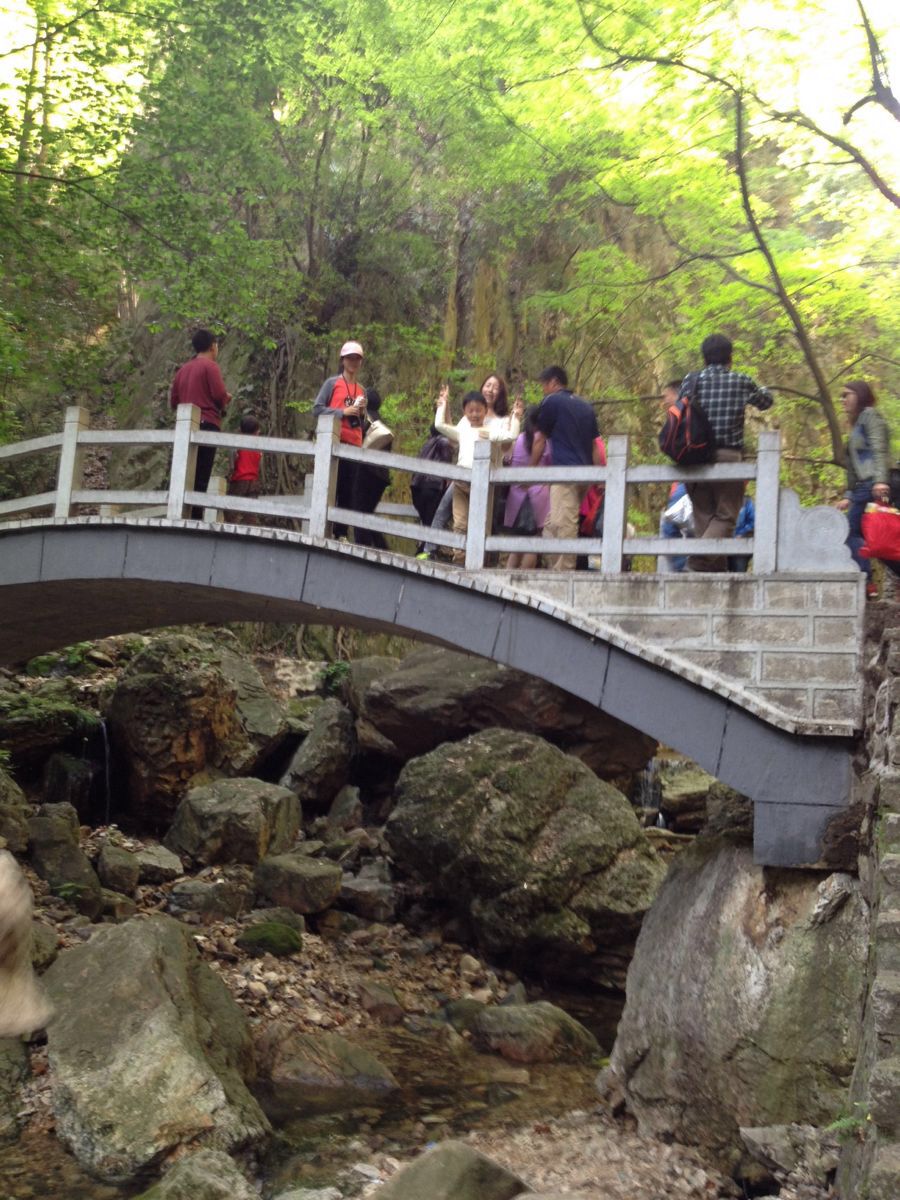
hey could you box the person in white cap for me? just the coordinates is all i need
[312,340,368,538]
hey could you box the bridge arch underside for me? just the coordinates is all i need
[0,522,856,868]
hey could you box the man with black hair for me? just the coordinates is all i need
[532,365,602,570]
[170,328,231,519]
[684,334,773,571]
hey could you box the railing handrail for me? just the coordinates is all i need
[0,403,789,573]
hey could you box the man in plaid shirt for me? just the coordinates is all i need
[684,333,773,571]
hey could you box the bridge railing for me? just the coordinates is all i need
[0,403,788,572]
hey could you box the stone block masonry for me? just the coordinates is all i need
[492,571,864,730]
[836,622,900,1199]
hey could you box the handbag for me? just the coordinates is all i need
[861,503,900,561]
[362,419,393,451]
[511,493,538,535]
[664,491,694,532]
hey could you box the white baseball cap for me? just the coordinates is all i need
[339,341,364,358]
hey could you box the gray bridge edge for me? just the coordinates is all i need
[0,519,856,867]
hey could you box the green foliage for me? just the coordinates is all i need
[318,660,351,696]
[0,0,897,513]
[825,1104,872,1145]
[25,642,97,677]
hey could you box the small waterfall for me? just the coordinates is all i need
[100,718,112,826]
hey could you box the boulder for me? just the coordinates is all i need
[339,872,397,922]
[0,685,101,774]
[0,768,30,854]
[165,778,300,866]
[472,1002,599,1064]
[254,1024,399,1118]
[740,1124,839,1184]
[0,1037,27,1142]
[43,753,95,821]
[168,875,255,922]
[279,698,356,810]
[97,843,140,894]
[373,1140,528,1200]
[235,922,302,957]
[327,784,363,832]
[30,921,58,971]
[255,853,342,914]
[133,1149,258,1200]
[358,980,404,1024]
[703,780,753,837]
[605,837,867,1169]
[27,803,102,918]
[106,632,287,827]
[352,646,655,779]
[135,843,183,883]
[43,914,269,1181]
[657,763,715,833]
[388,730,665,985]
[100,889,138,921]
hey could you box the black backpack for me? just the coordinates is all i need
[658,372,715,465]
[411,433,452,492]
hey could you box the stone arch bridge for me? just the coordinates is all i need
[0,516,861,869]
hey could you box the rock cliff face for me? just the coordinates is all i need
[605,836,867,1170]
[388,728,665,987]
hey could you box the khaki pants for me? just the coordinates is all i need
[542,483,586,571]
[451,481,470,565]
[686,447,744,572]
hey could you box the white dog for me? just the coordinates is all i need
[0,851,52,1037]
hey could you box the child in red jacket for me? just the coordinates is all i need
[226,415,262,524]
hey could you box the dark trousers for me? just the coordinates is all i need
[352,465,389,549]
[332,459,358,538]
[190,421,220,520]
[847,480,900,581]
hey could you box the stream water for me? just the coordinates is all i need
[0,1020,603,1199]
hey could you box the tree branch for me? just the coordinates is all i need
[764,106,900,210]
[846,0,900,124]
[733,92,845,462]
[0,167,185,254]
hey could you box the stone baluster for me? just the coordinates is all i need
[167,404,200,520]
[465,438,492,570]
[308,411,341,539]
[753,430,781,574]
[601,434,629,573]
[54,406,90,518]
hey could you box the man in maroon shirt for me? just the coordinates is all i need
[170,329,231,518]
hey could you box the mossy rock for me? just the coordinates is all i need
[0,691,101,773]
[235,921,303,957]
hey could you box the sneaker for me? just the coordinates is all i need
[866,582,879,600]
[415,551,434,561]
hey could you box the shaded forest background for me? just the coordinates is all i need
[0,0,898,517]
